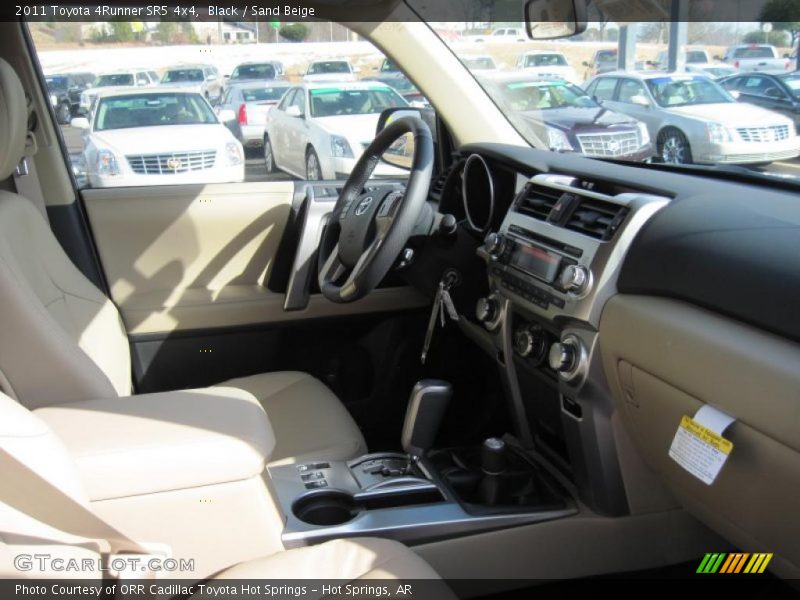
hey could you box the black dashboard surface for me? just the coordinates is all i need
[461,143,800,343]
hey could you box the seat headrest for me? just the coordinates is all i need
[0,58,30,181]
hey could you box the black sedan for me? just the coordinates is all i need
[719,72,800,128]
[480,73,654,161]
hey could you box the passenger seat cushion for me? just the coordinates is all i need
[212,538,453,585]
[35,388,274,501]
[214,371,367,465]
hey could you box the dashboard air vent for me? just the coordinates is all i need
[565,198,629,241]
[515,183,563,221]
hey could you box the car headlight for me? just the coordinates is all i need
[49,94,58,107]
[546,127,573,152]
[637,121,651,146]
[706,122,733,144]
[330,135,354,158]
[96,150,120,177]
[225,141,244,166]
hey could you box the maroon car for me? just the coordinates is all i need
[481,74,655,161]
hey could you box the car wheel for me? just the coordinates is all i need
[264,136,276,173]
[306,147,322,181]
[57,103,71,125]
[658,128,693,165]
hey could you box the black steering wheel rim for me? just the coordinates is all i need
[317,116,433,303]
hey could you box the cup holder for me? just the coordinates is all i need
[292,491,361,526]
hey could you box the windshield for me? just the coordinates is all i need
[308,61,350,75]
[524,54,568,67]
[162,69,204,83]
[230,64,276,81]
[242,86,290,102]
[94,93,217,131]
[412,4,799,180]
[308,87,407,118]
[780,74,800,98]
[96,74,133,87]
[686,50,708,63]
[462,57,496,70]
[732,46,775,59]
[46,76,67,90]
[490,80,597,112]
[646,76,734,107]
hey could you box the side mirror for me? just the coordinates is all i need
[524,0,587,40]
[630,95,651,107]
[729,90,741,99]
[285,105,304,118]
[70,117,90,129]
[217,109,236,123]
[713,55,722,61]
[582,60,590,67]
[375,106,437,170]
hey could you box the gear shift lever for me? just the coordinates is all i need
[401,380,453,459]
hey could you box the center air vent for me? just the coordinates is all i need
[565,198,629,241]
[515,183,562,220]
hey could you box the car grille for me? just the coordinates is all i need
[736,125,791,143]
[576,131,640,157]
[126,150,216,175]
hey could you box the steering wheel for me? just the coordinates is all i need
[317,116,433,303]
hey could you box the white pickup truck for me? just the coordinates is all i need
[721,44,791,74]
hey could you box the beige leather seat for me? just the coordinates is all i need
[0,58,366,465]
[0,391,453,594]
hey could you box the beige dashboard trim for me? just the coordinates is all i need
[600,294,800,579]
[122,286,428,335]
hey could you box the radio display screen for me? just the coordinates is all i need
[510,243,562,283]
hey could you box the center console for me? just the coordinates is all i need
[269,380,576,548]
[469,173,670,516]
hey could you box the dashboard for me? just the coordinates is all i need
[419,142,800,522]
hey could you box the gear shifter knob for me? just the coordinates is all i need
[401,380,453,459]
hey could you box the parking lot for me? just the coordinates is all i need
[62,122,800,187]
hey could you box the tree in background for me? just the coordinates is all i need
[109,21,134,43]
[154,21,178,44]
[760,0,800,48]
[279,23,309,43]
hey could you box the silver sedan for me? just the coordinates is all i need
[584,71,800,165]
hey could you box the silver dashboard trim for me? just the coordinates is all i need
[462,153,495,233]
[494,173,670,328]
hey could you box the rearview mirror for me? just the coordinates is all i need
[524,0,587,40]
[630,95,651,107]
[285,105,303,118]
[217,109,236,123]
[70,117,89,129]
[375,107,437,170]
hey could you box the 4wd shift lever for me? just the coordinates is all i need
[401,380,453,459]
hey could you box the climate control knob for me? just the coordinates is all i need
[514,325,547,363]
[475,297,497,323]
[559,264,590,295]
[483,233,506,259]
[549,341,578,374]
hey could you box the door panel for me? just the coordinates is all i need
[600,294,800,578]
[83,182,426,335]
